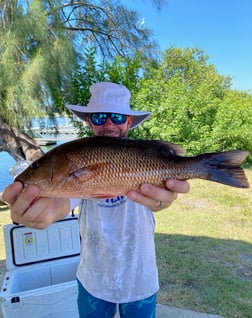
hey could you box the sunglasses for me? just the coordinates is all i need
[90,113,127,126]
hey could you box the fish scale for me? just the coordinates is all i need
[15,136,250,198]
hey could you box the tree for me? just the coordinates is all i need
[0,0,158,162]
[0,0,77,162]
[0,123,44,162]
[212,90,252,153]
[56,0,157,59]
[132,47,252,160]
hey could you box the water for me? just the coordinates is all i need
[0,152,16,191]
[0,117,72,192]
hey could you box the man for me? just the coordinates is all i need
[3,82,189,317]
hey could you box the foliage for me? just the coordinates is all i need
[0,0,157,129]
[0,0,77,128]
[212,91,252,153]
[131,47,252,161]
[55,0,157,60]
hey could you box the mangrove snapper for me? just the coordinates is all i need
[15,136,250,198]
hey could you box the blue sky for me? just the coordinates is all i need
[123,0,252,92]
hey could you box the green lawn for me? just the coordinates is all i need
[155,169,252,318]
[0,170,251,317]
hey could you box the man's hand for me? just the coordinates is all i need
[127,179,190,211]
[2,182,70,229]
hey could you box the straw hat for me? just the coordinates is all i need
[66,82,151,129]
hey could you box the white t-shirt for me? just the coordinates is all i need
[74,196,159,303]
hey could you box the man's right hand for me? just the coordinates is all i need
[2,181,70,229]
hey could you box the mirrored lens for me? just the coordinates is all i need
[90,113,127,126]
[110,113,127,125]
[91,113,107,125]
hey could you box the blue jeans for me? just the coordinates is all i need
[77,280,156,318]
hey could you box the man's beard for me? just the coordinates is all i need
[97,128,127,137]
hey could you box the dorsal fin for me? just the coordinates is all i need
[155,140,186,156]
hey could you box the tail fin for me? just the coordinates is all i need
[201,150,250,188]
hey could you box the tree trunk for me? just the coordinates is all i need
[0,123,44,163]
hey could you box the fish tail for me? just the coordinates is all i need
[200,150,250,188]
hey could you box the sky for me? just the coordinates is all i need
[122,0,252,92]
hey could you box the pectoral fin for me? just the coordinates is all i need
[68,162,108,182]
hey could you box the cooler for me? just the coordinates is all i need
[0,215,80,318]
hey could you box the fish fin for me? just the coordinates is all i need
[68,162,108,182]
[89,194,115,199]
[201,150,250,188]
[156,141,186,156]
[122,137,186,156]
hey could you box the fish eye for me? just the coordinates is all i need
[31,161,40,169]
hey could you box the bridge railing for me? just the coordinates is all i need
[25,125,79,141]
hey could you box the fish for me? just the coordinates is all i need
[15,136,250,198]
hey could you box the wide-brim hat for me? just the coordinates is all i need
[66,82,151,129]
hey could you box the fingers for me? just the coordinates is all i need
[2,182,69,229]
[3,182,45,227]
[12,196,70,229]
[11,196,52,229]
[127,184,177,211]
[16,185,41,216]
[2,181,24,205]
[165,179,190,194]
[127,179,190,212]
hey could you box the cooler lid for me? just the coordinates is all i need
[4,215,80,271]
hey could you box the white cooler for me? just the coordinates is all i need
[0,215,80,318]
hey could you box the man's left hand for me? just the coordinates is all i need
[127,179,190,211]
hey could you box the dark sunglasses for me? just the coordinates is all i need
[90,113,127,126]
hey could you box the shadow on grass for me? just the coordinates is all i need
[155,233,252,318]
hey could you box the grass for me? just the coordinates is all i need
[155,168,252,318]
[0,170,251,317]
